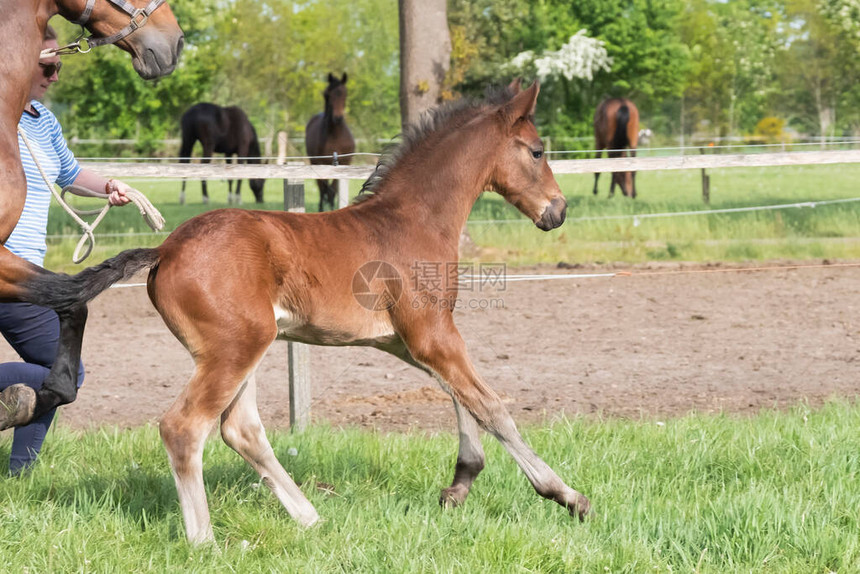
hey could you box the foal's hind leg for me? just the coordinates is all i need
[220,373,319,527]
[402,318,590,519]
[160,352,270,544]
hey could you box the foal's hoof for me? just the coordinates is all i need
[567,493,592,522]
[0,385,36,430]
[439,485,470,508]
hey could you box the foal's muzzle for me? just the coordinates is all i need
[536,197,567,231]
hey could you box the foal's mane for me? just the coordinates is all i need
[356,85,516,201]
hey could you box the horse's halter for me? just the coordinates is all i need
[43,0,167,56]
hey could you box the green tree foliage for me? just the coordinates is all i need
[448,0,689,140]
[39,0,860,153]
[47,0,218,156]
[678,0,782,141]
[46,0,398,157]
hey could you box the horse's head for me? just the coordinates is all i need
[488,81,566,231]
[249,178,265,203]
[57,0,184,79]
[324,72,349,122]
[612,170,636,198]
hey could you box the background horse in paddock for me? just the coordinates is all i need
[305,72,355,211]
[179,103,265,205]
[42,80,588,544]
[593,97,640,198]
[0,0,182,430]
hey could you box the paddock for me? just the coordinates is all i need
[14,258,857,432]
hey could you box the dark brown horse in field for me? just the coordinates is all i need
[34,80,588,543]
[593,97,639,198]
[179,103,264,205]
[0,0,182,430]
[305,72,355,211]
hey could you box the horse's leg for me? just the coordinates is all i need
[200,147,214,205]
[226,156,236,205]
[608,150,621,198]
[440,398,485,507]
[160,351,267,544]
[220,373,319,526]
[235,178,243,206]
[178,135,195,206]
[316,180,328,212]
[592,150,602,195]
[631,148,638,199]
[401,317,590,519]
[383,341,485,507]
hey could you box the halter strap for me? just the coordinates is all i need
[44,0,166,57]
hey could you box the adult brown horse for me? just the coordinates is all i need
[592,97,639,198]
[30,81,588,543]
[305,72,356,211]
[0,1,182,430]
[178,103,265,205]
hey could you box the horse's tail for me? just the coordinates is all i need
[23,248,160,312]
[611,104,631,150]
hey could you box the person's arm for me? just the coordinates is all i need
[69,170,133,206]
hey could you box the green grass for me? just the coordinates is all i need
[1,401,860,571]
[42,163,860,272]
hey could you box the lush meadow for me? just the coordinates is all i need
[43,162,860,272]
[11,163,858,571]
[1,402,859,572]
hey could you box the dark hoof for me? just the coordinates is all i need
[0,385,36,430]
[439,485,470,508]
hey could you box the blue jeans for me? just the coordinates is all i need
[0,302,85,475]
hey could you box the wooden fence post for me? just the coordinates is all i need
[288,341,311,432]
[337,178,349,209]
[277,130,312,431]
[699,147,710,205]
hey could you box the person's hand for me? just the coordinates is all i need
[105,179,133,206]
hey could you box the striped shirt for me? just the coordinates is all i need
[11,101,81,267]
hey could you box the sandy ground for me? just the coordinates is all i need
[1,261,857,433]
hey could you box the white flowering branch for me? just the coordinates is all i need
[507,29,613,82]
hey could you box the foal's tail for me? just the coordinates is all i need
[611,104,631,150]
[24,248,160,312]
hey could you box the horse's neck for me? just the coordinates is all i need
[363,122,497,241]
[323,103,344,128]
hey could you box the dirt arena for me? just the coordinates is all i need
[2,261,858,433]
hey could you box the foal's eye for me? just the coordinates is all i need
[531,149,543,160]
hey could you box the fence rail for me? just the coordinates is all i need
[79,149,860,180]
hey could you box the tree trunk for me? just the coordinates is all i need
[398,0,451,130]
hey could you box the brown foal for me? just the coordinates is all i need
[37,80,590,544]
[0,0,182,429]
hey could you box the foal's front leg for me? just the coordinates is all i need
[403,319,590,519]
[383,341,486,507]
[440,397,485,507]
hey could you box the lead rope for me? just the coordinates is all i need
[17,125,165,263]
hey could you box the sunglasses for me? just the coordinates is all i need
[39,61,62,78]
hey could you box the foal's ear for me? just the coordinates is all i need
[342,72,348,84]
[328,72,336,83]
[503,81,540,124]
[507,78,522,95]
